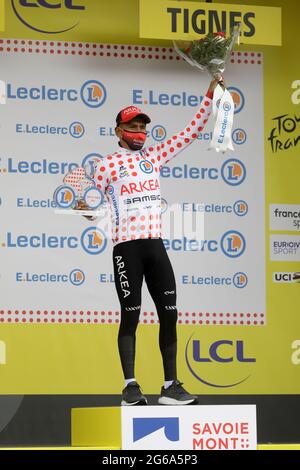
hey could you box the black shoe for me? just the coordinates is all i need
[158,380,198,405]
[121,381,148,406]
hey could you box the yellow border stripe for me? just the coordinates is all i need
[0,0,4,32]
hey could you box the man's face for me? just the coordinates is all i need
[116,116,147,135]
[115,116,148,150]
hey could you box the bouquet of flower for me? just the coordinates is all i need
[173,25,240,79]
[173,25,241,153]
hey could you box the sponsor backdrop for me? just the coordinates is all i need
[0,0,299,446]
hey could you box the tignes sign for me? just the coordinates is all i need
[139,0,282,46]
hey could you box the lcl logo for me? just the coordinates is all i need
[16,0,84,8]
[11,1,86,34]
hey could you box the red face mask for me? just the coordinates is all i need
[121,129,147,151]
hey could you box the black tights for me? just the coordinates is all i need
[112,238,178,381]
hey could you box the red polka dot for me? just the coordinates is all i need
[170,147,174,152]
[176,143,182,148]
[97,175,103,180]
[162,152,167,157]
[132,172,137,176]
[192,133,197,138]
[204,101,210,106]
[200,108,205,113]
[184,138,190,143]
[196,114,201,119]
[109,163,114,168]
[100,166,105,172]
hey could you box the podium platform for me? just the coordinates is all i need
[71,405,259,450]
[72,407,122,449]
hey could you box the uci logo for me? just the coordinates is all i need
[151,125,167,142]
[69,268,85,286]
[12,0,85,34]
[221,158,246,186]
[233,200,248,217]
[81,227,107,255]
[227,87,245,114]
[54,185,76,208]
[139,160,153,174]
[81,81,107,109]
[69,121,85,138]
[233,272,248,288]
[232,128,247,145]
[185,335,255,388]
[221,230,246,258]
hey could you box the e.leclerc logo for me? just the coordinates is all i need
[5,227,107,255]
[221,159,246,186]
[221,230,246,258]
[11,0,86,34]
[140,160,153,174]
[227,87,245,114]
[6,80,107,108]
[151,125,167,141]
[133,86,245,112]
[185,334,255,388]
[232,128,247,145]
